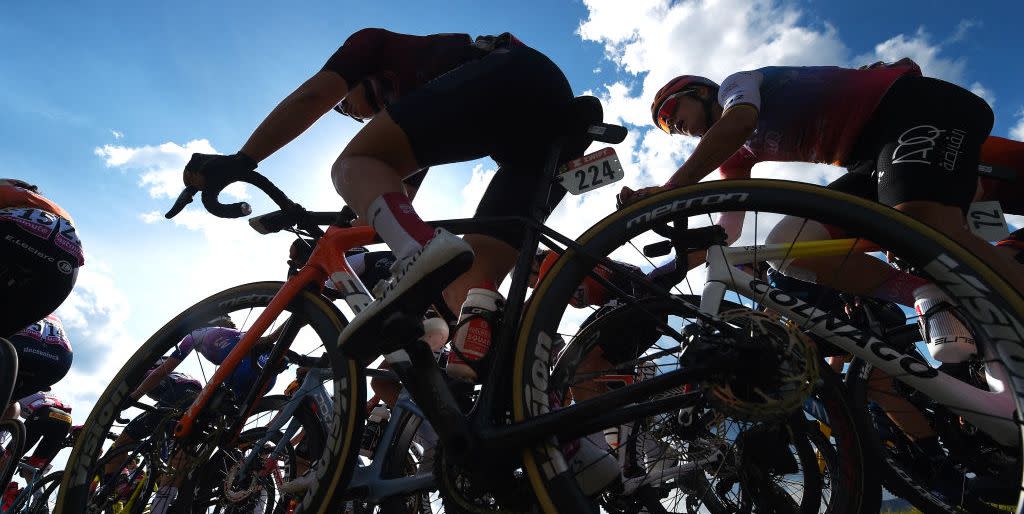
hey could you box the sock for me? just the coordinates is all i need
[151,486,178,514]
[366,193,435,261]
[870,269,928,306]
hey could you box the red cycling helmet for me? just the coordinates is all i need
[651,75,719,134]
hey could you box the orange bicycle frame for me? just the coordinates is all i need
[174,225,377,438]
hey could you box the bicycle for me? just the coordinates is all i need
[1,426,110,514]
[265,355,442,514]
[61,95,1009,513]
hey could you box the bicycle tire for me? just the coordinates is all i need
[56,281,366,514]
[20,470,63,514]
[0,418,26,487]
[846,358,1015,514]
[562,296,844,514]
[1,337,17,413]
[376,410,433,514]
[516,179,1024,514]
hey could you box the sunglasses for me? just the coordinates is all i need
[333,78,385,123]
[655,90,693,134]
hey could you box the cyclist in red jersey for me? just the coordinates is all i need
[622,59,1024,297]
[977,135,1024,264]
[181,29,587,361]
[0,179,84,337]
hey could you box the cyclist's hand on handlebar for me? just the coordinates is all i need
[616,184,672,209]
[182,152,257,190]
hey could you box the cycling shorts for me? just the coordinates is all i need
[841,75,993,211]
[8,333,73,400]
[386,43,584,247]
[123,388,200,440]
[225,353,276,403]
[23,406,72,463]
[0,207,83,337]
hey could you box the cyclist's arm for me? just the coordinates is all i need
[129,357,183,402]
[238,71,349,162]
[665,104,758,187]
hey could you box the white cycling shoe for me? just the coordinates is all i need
[340,229,473,361]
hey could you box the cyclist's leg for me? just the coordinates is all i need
[19,407,70,478]
[334,44,575,359]
[766,165,928,306]
[872,77,1024,290]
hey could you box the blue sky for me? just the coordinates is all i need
[3,0,1023,418]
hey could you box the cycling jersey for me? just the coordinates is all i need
[146,371,201,406]
[18,391,71,415]
[0,182,72,221]
[323,28,491,102]
[348,250,397,291]
[171,327,274,398]
[124,371,201,440]
[718,63,921,177]
[534,250,644,308]
[978,136,1024,216]
[8,314,74,399]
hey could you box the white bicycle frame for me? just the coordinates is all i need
[698,241,1018,447]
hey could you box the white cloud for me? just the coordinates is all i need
[461,164,497,217]
[1010,109,1024,141]
[54,254,130,373]
[111,129,124,140]
[94,139,249,201]
[970,82,995,108]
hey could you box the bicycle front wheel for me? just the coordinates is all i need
[516,179,1024,514]
[56,281,366,514]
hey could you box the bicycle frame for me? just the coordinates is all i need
[173,225,377,439]
[700,239,1018,446]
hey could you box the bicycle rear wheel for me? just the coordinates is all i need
[516,179,1024,514]
[0,418,25,487]
[56,282,366,514]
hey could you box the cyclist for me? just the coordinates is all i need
[100,359,201,487]
[3,314,73,418]
[122,318,283,513]
[628,62,1018,502]
[977,135,1024,264]
[180,28,589,364]
[130,316,278,406]
[623,60,1024,298]
[15,391,72,478]
[0,179,84,338]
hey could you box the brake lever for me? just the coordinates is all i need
[166,186,199,219]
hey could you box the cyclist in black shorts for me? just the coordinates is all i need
[4,314,73,415]
[182,28,589,361]
[0,179,84,338]
[15,391,72,478]
[623,59,1023,297]
[101,360,201,482]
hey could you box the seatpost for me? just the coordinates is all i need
[500,139,565,353]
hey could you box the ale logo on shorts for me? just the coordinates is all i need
[57,260,73,274]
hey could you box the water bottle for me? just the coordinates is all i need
[360,404,391,458]
[914,284,975,363]
[446,287,504,382]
